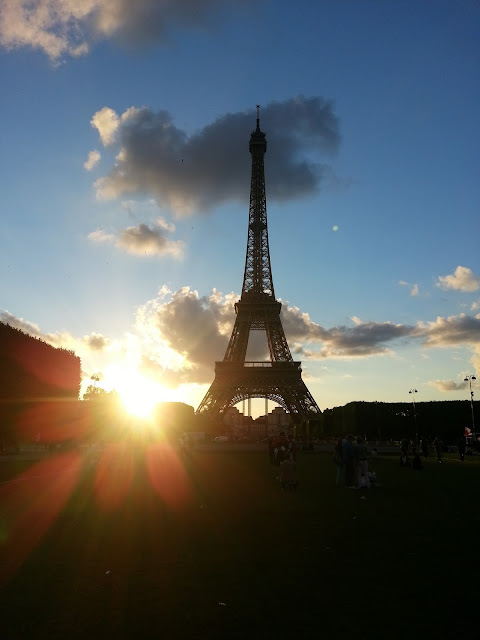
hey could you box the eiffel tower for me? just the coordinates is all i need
[196,107,322,429]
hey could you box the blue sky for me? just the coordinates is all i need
[1,0,479,417]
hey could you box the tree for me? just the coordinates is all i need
[82,384,109,401]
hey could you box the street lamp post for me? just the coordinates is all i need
[409,389,418,442]
[464,375,476,441]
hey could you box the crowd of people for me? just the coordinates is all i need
[266,430,471,493]
[333,435,378,489]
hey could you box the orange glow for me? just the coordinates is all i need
[146,443,192,510]
[0,452,82,587]
[15,400,91,444]
[94,442,135,511]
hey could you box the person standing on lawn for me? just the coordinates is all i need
[355,437,370,488]
[421,438,429,458]
[343,435,355,488]
[333,438,344,487]
[287,434,299,461]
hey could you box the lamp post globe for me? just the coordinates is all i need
[464,375,476,441]
[409,389,418,442]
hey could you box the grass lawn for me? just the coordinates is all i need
[1,446,479,639]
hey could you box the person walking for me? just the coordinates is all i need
[343,435,355,489]
[333,438,344,487]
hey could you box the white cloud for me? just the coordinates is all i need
[88,229,115,244]
[134,287,237,385]
[88,223,184,258]
[90,107,120,146]
[3,296,480,397]
[117,223,183,257]
[89,97,341,215]
[419,313,480,348]
[399,280,419,297]
[437,266,480,292]
[84,149,101,171]
[0,1,255,62]
[429,379,468,392]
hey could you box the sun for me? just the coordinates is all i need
[120,382,158,419]
[107,366,166,419]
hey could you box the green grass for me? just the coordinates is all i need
[1,448,479,639]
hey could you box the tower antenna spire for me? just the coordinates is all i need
[256,104,260,130]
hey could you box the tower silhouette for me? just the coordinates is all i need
[196,107,321,429]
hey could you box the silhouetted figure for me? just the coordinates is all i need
[355,437,370,488]
[421,439,429,458]
[412,453,422,470]
[287,435,299,461]
[458,438,466,462]
[333,438,343,487]
[368,470,380,487]
[280,457,297,491]
[434,437,443,464]
[268,436,275,464]
[400,438,410,467]
[343,435,355,488]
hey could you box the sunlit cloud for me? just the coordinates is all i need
[399,280,419,297]
[436,266,480,292]
[419,313,480,348]
[134,286,236,385]
[84,332,110,351]
[84,150,100,171]
[429,379,468,392]
[90,97,341,215]
[0,0,255,62]
[88,223,184,258]
[3,294,480,401]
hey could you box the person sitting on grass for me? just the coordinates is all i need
[368,470,380,487]
[279,456,297,492]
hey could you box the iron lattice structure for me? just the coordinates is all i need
[196,108,321,427]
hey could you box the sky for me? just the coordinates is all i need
[1,0,479,418]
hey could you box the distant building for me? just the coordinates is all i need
[268,406,292,429]
[221,404,292,438]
